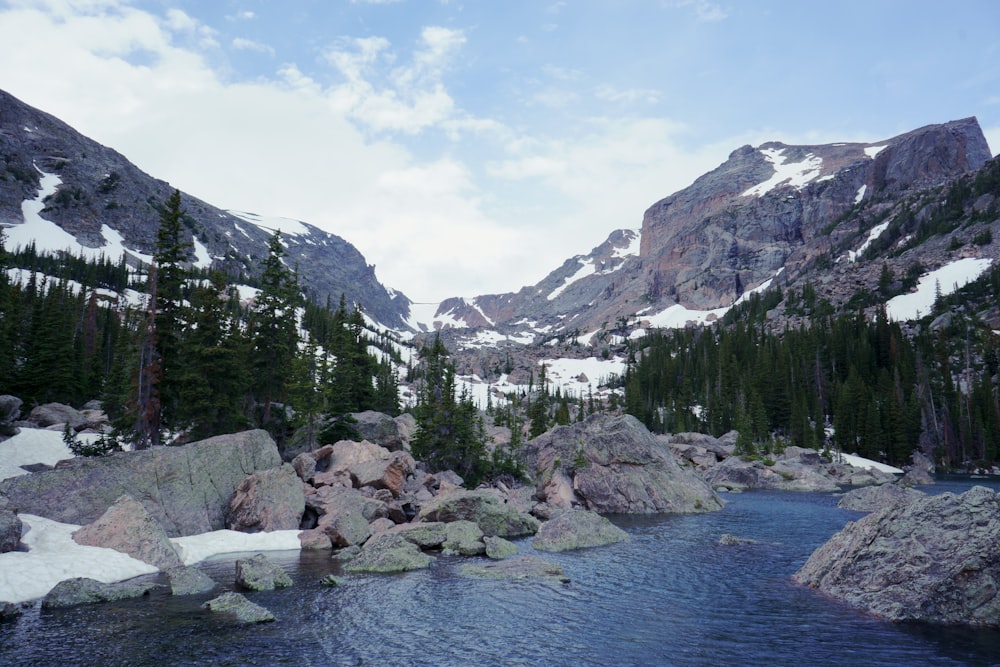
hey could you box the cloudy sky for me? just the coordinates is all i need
[2,0,998,302]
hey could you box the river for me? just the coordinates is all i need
[3,479,1000,666]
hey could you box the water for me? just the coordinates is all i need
[4,480,1000,666]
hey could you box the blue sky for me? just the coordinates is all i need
[1,0,998,302]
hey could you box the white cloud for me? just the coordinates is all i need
[595,84,661,105]
[232,37,275,56]
[670,0,729,23]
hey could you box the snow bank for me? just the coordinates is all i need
[885,257,993,321]
[172,529,302,566]
[836,452,904,474]
[743,148,823,198]
[0,429,78,481]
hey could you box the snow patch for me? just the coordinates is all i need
[192,238,213,269]
[229,210,310,237]
[885,257,993,321]
[835,452,903,474]
[742,148,824,198]
[854,184,867,204]
[864,145,888,159]
[548,258,597,300]
[846,221,889,262]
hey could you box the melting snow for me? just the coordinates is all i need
[742,148,824,198]
[846,221,889,262]
[854,184,867,204]
[885,257,993,321]
[548,259,597,300]
[864,145,888,159]
[229,210,310,237]
[835,452,903,474]
[192,238,213,269]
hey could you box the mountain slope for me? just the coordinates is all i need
[0,89,410,327]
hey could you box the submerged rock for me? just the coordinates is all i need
[532,510,628,552]
[202,591,275,624]
[795,486,1000,626]
[235,554,293,591]
[41,577,159,609]
[460,556,570,583]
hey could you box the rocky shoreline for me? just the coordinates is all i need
[2,398,997,629]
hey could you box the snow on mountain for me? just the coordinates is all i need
[885,257,994,321]
[742,148,824,197]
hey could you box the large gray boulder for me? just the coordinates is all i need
[227,464,305,532]
[417,489,540,537]
[532,509,629,552]
[704,456,840,493]
[525,414,723,514]
[0,509,21,553]
[304,485,386,547]
[28,402,86,429]
[0,430,283,537]
[41,577,159,609]
[71,494,183,569]
[352,411,409,451]
[166,566,217,596]
[795,486,1000,626]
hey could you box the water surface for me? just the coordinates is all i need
[3,480,1000,666]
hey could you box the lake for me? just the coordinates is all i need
[3,480,1000,666]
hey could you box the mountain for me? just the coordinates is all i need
[416,117,997,350]
[0,89,411,327]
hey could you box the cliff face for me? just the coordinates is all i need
[416,117,993,349]
[0,89,411,327]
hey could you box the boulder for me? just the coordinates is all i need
[387,521,448,549]
[41,577,159,609]
[795,486,1000,626]
[900,467,935,486]
[344,533,434,573]
[417,489,540,537]
[441,520,486,556]
[291,451,317,482]
[166,566,217,596]
[297,528,333,550]
[235,553,293,591]
[837,483,925,513]
[349,451,415,497]
[0,601,20,621]
[532,509,629,552]
[525,414,723,514]
[704,456,840,493]
[352,411,409,451]
[72,494,183,569]
[202,591,275,623]
[0,395,22,438]
[227,464,305,532]
[28,402,86,429]
[305,485,386,547]
[0,509,22,553]
[322,509,371,548]
[484,535,519,560]
[460,556,569,583]
[0,429,283,537]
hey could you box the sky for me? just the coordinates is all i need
[1,0,998,303]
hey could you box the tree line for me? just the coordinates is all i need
[623,281,1000,469]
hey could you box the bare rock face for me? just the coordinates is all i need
[525,414,723,514]
[0,429,283,537]
[72,494,182,570]
[795,486,1000,626]
[227,464,305,532]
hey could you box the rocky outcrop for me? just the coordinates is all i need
[202,591,275,623]
[41,577,159,609]
[532,509,629,552]
[899,467,935,486]
[837,483,925,513]
[795,486,1000,626]
[71,494,183,570]
[235,553,293,591]
[344,533,434,573]
[417,489,540,537]
[0,429,283,537]
[227,464,305,532]
[0,509,21,553]
[704,456,840,493]
[525,414,723,514]
[28,402,86,430]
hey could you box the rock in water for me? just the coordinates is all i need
[166,566,217,596]
[41,577,159,609]
[72,494,183,569]
[525,414,723,514]
[837,483,924,513]
[460,556,569,583]
[417,489,540,537]
[795,485,1000,626]
[344,533,434,574]
[235,553,293,591]
[0,429,283,537]
[202,591,275,623]
[532,510,628,552]
[483,535,519,560]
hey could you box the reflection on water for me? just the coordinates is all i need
[3,479,1000,666]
